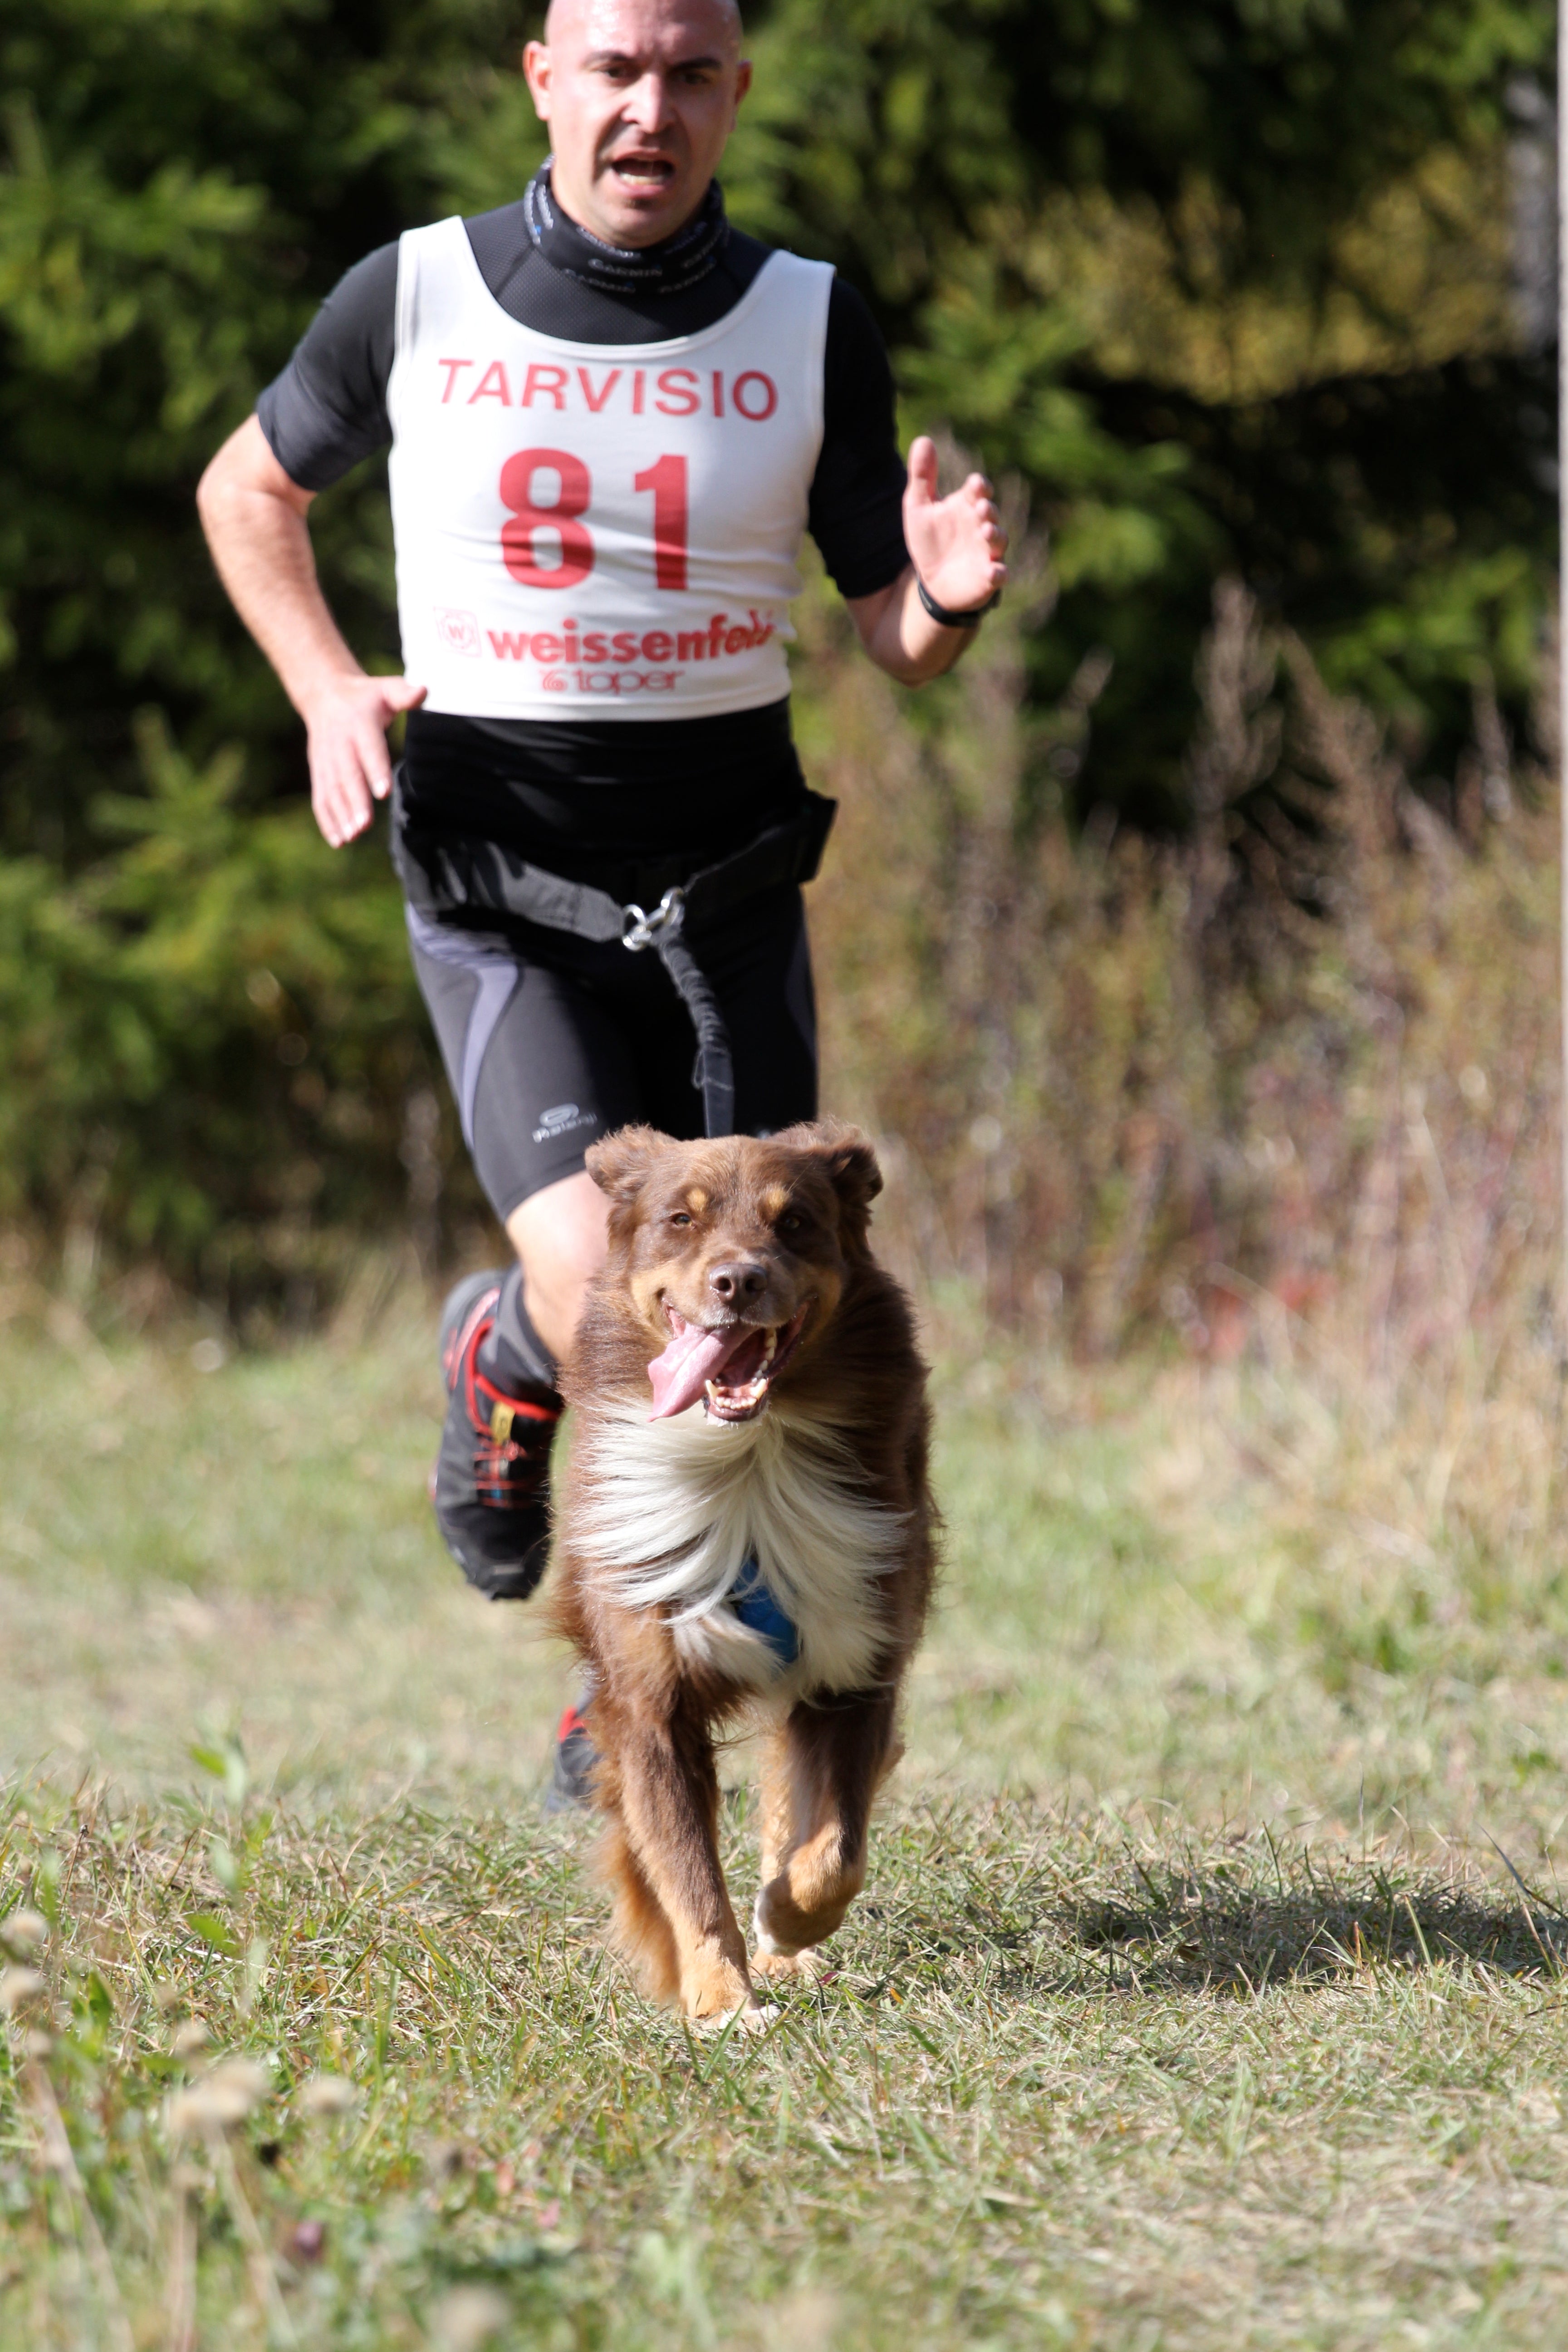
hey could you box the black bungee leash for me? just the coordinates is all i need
[390,774,837,1140]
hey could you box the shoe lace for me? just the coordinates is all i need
[458,1298,560,1502]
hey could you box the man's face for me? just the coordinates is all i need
[524,0,751,250]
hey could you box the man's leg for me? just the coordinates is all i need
[489,1172,611,1809]
[407,911,632,1601]
[409,884,820,1796]
[431,1263,559,1601]
[503,1168,609,1363]
[441,1167,608,1584]
[440,1158,609,1593]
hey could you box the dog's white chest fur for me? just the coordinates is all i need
[573,1401,904,1695]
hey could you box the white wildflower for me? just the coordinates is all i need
[0,1909,47,1959]
[0,1967,45,2015]
[167,2055,270,2136]
[433,2286,510,2352]
[299,2072,358,2116]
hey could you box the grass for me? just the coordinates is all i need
[7,1295,1568,2347]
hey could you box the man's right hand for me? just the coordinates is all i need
[303,671,428,848]
[196,416,428,849]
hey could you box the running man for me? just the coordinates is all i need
[197,0,1005,1787]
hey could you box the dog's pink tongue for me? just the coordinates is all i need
[647,1318,748,1420]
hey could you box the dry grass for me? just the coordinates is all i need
[7,1300,1568,2346]
[7,574,1568,2344]
[801,562,1561,1387]
[6,1766,1568,2351]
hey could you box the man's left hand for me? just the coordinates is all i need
[845,437,1009,686]
[902,435,1008,615]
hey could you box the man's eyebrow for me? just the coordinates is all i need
[580,46,725,68]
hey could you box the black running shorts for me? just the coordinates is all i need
[407,884,818,1220]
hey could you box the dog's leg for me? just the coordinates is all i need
[596,1812,681,2006]
[752,1687,901,1973]
[612,1704,758,2024]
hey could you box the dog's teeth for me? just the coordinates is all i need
[762,1330,777,1366]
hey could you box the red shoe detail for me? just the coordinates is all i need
[449,1290,561,1512]
[443,1284,500,1388]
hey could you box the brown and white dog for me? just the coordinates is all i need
[552,1119,935,2026]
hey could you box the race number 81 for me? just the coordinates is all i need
[500,449,689,593]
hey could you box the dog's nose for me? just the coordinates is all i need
[708,1259,768,1305]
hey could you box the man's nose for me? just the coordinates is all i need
[621,71,673,134]
[708,1259,769,1307]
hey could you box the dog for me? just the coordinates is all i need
[552,1118,935,2026]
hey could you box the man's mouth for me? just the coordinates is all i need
[607,153,676,190]
[647,1304,811,1423]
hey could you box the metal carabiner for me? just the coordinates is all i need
[621,885,686,952]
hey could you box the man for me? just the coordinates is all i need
[197,0,1005,1792]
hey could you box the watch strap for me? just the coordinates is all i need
[915,573,1002,628]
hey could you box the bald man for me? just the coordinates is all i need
[198,0,1004,1795]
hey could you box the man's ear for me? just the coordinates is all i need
[584,1125,668,1210]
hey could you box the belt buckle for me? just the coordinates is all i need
[621,884,686,952]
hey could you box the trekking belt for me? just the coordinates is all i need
[391,774,837,1139]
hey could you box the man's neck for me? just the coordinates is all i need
[524,164,729,297]
[548,177,708,256]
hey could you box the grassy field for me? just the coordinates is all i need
[6,1292,1568,2348]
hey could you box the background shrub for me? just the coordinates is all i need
[0,0,1556,1327]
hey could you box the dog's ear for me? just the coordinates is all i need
[769,1119,883,1235]
[584,1125,667,1209]
[824,1131,882,1217]
[784,1121,881,1229]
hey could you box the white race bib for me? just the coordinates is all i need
[387,218,832,721]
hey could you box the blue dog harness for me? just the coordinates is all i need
[729,1554,800,1668]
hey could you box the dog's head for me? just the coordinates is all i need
[584,1121,882,1423]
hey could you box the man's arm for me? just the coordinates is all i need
[196,416,425,847]
[846,436,1008,686]
[803,284,1005,686]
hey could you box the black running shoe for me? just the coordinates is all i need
[431,1270,562,1602]
[542,1696,600,1813]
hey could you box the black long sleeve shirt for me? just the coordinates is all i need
[256,175,908,872]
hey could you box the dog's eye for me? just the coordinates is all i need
[669,1211,692,1228]
[778,1210,805,1236]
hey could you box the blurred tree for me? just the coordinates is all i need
[0,0,1554,1293]
[1,0,1551,842]
[730,0,1555,819]
[0,0,543,1291]
[0,0,541,858]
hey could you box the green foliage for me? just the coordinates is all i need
[0,715,451,1299]
[2,0,1549,838]
[0,0,539,854]
[9,1315,1568,2341]
[0,0,1553,1292]
[729,0,1555,815]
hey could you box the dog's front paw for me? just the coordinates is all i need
[681,1949,763,2031]
[689,1998,779,2037]
[752,1944,827,1983]
[750,1898,831,1982]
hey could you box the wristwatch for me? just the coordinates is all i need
[915,573,1003,627]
